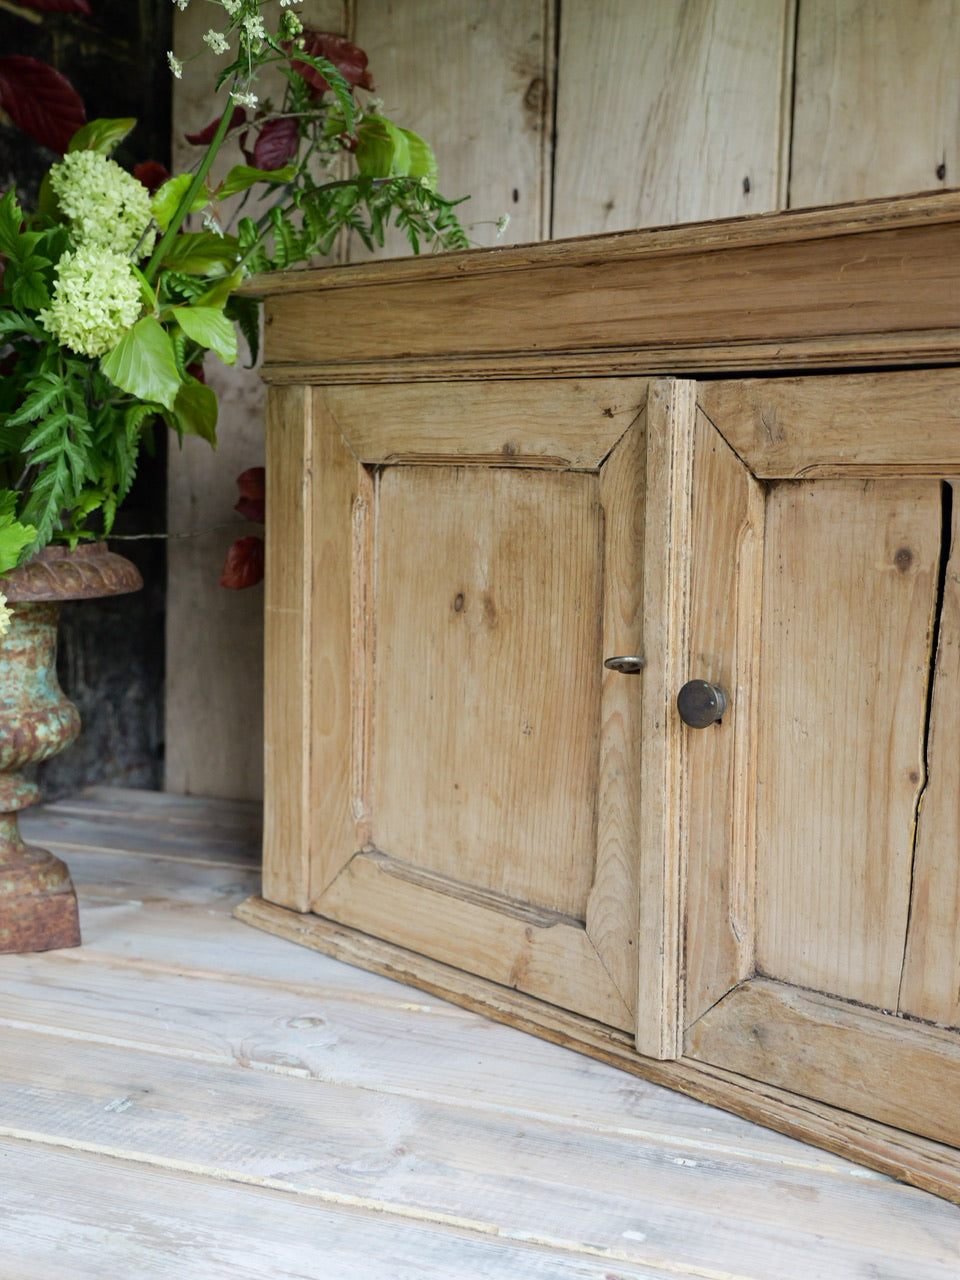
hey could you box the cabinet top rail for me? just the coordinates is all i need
[250,191,960,382]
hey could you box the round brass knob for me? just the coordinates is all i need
[677,680,727,728]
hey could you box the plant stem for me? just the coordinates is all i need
[142,96,238,285]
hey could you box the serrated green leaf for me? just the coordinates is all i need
[0,190,24,259]
[101,316,182,411]
[217,163,297,201]
[5,377,62,428]
[158,232,241,276]
[172,375,218,445]
[151,174,211,232]
[174,306,238,365]
[67,117,137,156]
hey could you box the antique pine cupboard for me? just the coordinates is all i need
[238,192,960,1202]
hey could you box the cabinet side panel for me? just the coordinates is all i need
[756,481,940,1008]
[263,386,312,909]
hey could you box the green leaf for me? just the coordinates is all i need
[152,174,211,232]
[157,232,241,276]
[356,117,411,179]
[5,376,62,428]
[174,306,238,365]
[217,163,297,201]
[0,492,37,576]
[67,117,137,155]
[399,127,438,188]
[225,294,261,367]
[101,316,182,411]
[194,267,244,311]
[0,189,24,259]
[172,375,218,445]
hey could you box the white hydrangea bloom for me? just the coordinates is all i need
[48,150,156,258]
[167,51,183,78]
[0,593,11,639]
[231,90,259,109]
[39,245,142,358]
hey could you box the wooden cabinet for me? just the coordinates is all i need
[238,193,960,1202]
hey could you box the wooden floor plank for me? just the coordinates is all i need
[5,788,960,1278]
[2,1027,958,1279]
[0,950,877,1173]
[2,1140,695,1280]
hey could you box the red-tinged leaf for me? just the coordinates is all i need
[221,535,265,589]
[185,106,246,147]
[290,31,374,100]
[186,360,206,384]
[17,0,91,12]
[234,466,265,522]
[133,160,170,194]
[252,117,299,171]
[0,56,85,154]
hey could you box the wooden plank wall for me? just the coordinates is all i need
[167,0,960,799]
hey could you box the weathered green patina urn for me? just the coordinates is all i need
[0,544,141,952]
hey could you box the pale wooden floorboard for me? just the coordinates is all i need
[1,788,957,1280]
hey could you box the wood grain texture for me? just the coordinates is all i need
[590,409,647,1015]
[262,386,312,910]
[262,387,362,909]
[7,1143,694,1280]
[791,0,960,207]
[682,411,764,1027]
[319,380,645,468]
[352,0,552,251]
[260,216,960,379]
[368,464,602,918]
[553,0,794,237]
[699,369,960,478]
[685,978,960,1148]
[900,488,960,1027]
[635,380,697,1059]
[314,849,633,1029]
[755,480,941,1008]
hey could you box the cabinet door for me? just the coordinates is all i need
[265,377,693,1043]
[683,371,960,1146]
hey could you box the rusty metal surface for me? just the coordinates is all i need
[0,603,84,952]
[0,543,143,602]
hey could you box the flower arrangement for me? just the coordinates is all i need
[0,0,467,579]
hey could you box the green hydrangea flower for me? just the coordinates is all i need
[39,245,143,358]
[48,150,156,258]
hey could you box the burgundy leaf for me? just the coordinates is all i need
[0,56,85,154]
[234,466,265,523]
[185,106,246,147]
[186,360,206,385]
[252,117,299,171]
[16,0,92,12]
[221,536,265,589]
[290,31,374,101]
[133,160,170,194]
